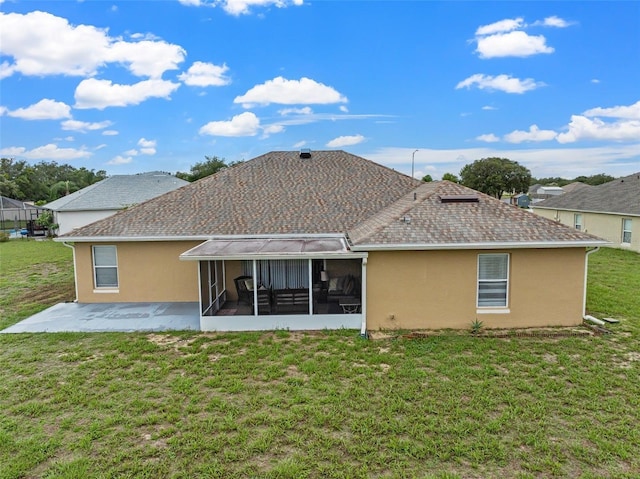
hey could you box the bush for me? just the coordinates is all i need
[0,231,10,242]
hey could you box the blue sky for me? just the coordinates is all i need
[1,0,639,180]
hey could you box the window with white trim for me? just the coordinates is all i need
[574,213,582,231]
[93,245,118,288]
[477,254,509,308]
[622,219,632,244]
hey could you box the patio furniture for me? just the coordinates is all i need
[234,275,253,305]
[339,299,361,314]
[273,288,309,313]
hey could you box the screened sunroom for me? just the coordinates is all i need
[180,237,367,331]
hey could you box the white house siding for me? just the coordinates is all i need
[55,210,119,235]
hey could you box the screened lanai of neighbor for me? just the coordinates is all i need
[180,237,366,331]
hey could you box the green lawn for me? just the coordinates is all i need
[0,241,638,478]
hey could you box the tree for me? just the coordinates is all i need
[421,174,433,182]
[36,210,58,237]
[460,157,531,199]
[176,156,229,182]
[442,172,459,183]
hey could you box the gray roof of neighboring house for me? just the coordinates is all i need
[562,182,591,194]
[348,181,605,247]
[61,151,420,239]
[43,172,189,212]
[534,173,640,217]
[0,196,35,209]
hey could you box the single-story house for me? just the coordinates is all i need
[43,172,188,235]
[533,173,639,253]
[56,150,608,333]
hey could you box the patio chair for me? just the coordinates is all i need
[234,275,253,305]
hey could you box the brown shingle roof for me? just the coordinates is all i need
[61,151,419,239]
[348,181,606,247]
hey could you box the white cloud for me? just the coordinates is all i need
[5,99,72,120]
[137,138,157,155]
[583,100,640,120]
[178,61,231,87]
[102,130,119,136]
[199,112,261,137]
[262,124,285,137]
[476,133,500,143]
[326,134,365,148]
[61,119,113,132]
[532,16,572,28]
[105,40,185,79]
[556,115,640,143]
[278,107,313,116]
[293,140,307,148]
[476,18,524,36]
[364,145,640,179]
[179,0,304,15]
[476,30,554,58]
[456,74,544,94]
[0,11,185,79]
[0,143,91,160]
[74,78,180,109]
[339,105,349,113]
[503,125,558,143]
[234,76,347,108]
[482,105,498,111]
[591,79,601,84]
[107,155,133,165]
[124,149,139,156]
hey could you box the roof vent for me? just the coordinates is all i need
[439,194,479,203]
[299,148,312,159]
[401,215,411,224]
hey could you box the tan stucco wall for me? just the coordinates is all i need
[74,241,200,303]
[534,208,638,253]
[366,248,587,330]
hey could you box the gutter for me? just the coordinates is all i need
[350,240,610,251]
[62,242,79,302]
[54,232,349,243]
[582,247,600,320]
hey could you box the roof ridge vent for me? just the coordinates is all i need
[299,148,312,159]
[439,194,479,203]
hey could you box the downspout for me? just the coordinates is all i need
[582,247,600,320]
[62,242,79,302]
[360,257,368,338]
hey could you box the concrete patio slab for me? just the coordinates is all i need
[1,302,200,333]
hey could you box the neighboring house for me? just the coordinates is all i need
[43,172,188,235]
[57,151,607,333]
[562,182,591,194]
[0,196,44,231]
[533,173,640,253]
[510,193,531,208]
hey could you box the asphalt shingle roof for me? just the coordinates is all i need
[534,173,640,216]
[61,151,606,247]
[62,151,420,238]
[43,172,188,212]
[348,181,605,246]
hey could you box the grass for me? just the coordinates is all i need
[0,241,639,478]
[0,239,75,330]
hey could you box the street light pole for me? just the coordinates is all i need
[411,149,419,179]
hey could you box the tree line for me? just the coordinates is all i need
[0,158,107,203]
[437,157,615,199]
[1,155,617,204]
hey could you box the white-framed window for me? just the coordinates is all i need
[93,245,118,288]
[477,254,509,308]
[622,218,632,244]
[574,213,583,231]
